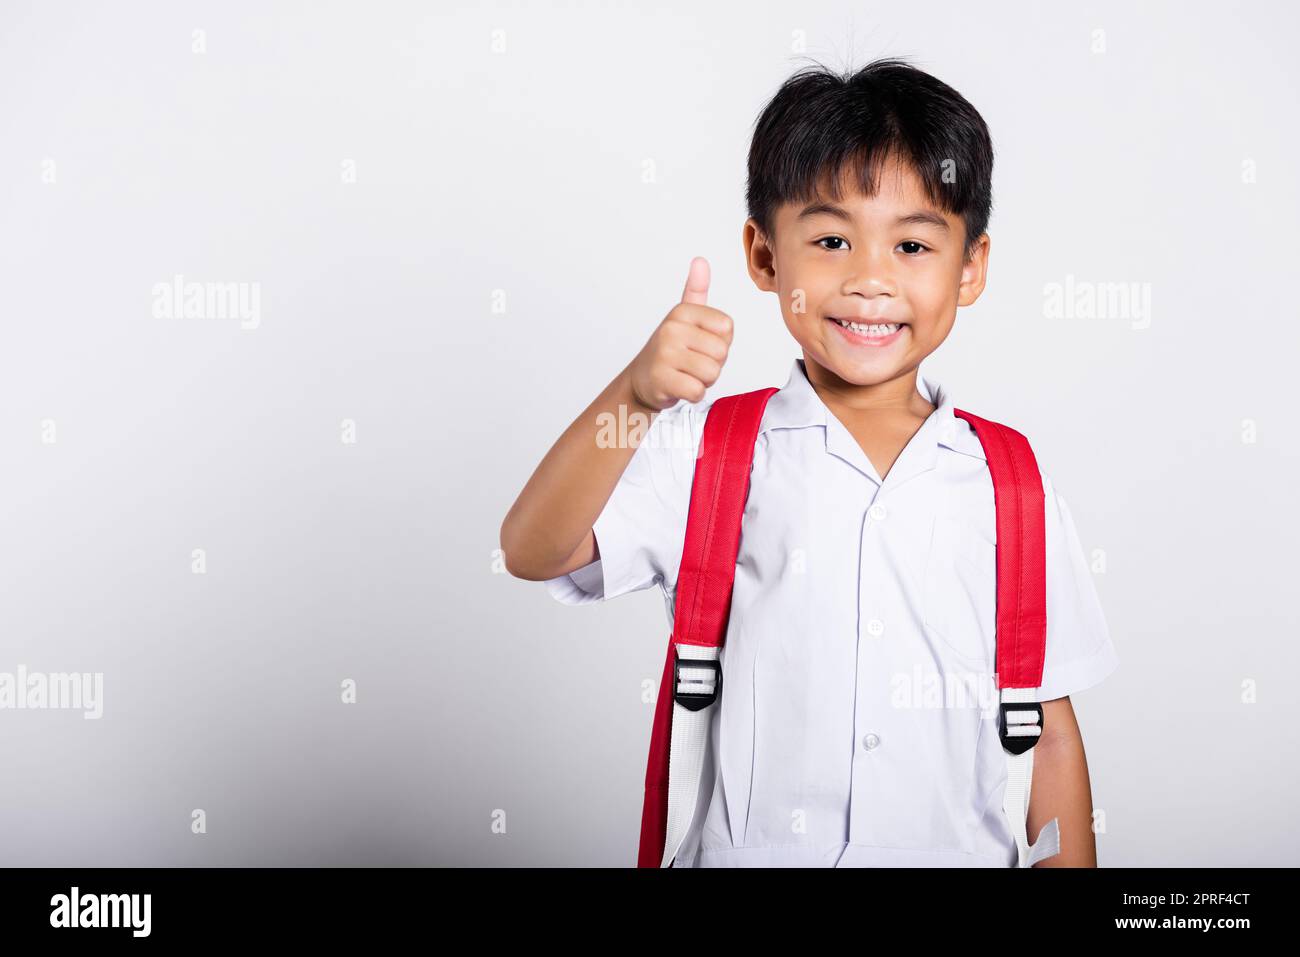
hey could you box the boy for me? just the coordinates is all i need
[500,58,1118,867]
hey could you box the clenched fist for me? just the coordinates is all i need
[625,257,734,413]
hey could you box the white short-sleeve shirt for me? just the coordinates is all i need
[545,357,1119,867]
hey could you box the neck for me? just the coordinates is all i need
[800,354,935,420]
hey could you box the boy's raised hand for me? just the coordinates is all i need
[626,256,734,413]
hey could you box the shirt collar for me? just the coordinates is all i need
[759,357,986,486]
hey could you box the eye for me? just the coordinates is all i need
[898,241,929,255]
[816,236,848,251]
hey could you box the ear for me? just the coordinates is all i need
[742,217,778,293]
[956,232,991,307]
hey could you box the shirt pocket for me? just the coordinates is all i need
[922,515,997,665]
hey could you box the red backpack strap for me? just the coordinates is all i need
[951,409,1048,692]
[953,408,1062,866]
[671,387,781,649]
[638,386,779,868]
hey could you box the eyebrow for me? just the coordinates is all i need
[796,202,950,232]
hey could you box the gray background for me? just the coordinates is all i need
[1,0,1296,866]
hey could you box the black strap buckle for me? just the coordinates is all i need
[673,650,721,712]
[998,700,1044,755]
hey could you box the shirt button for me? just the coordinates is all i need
[862,733,881,751]
[866,618,885,637]
[869,503,887,521]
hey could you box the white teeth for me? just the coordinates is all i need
[834,318,901,336]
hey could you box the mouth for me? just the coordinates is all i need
[826,316,908,346]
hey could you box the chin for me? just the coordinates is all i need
[806,348,906,386]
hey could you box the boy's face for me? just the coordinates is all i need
[744,154,989,390]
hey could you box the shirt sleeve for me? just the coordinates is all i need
[543,399,706,607]
[1033,474,1120,702]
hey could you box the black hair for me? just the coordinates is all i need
[745,57,994,260]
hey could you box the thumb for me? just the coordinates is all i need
[680,256,710,306]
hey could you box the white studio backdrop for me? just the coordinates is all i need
[0,0,1297,865]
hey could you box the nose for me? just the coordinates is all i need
[840,243,897,298]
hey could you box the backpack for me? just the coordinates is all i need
[637,386,1060,868]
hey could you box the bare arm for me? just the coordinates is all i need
[1028,696,1099,867]
[499,257,733,582]
[499,365,660,581]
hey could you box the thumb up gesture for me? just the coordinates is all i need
[626,257,735,413]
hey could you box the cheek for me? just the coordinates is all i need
[778,268,836,321]
[904,266,962,316]
[909,286,949,316]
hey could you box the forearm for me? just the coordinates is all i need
[1027,697,1098,867]
[500,363,658,580]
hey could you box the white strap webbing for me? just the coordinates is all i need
[660,644,720,868]
[1001,686,1061,867]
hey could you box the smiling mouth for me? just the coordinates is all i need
[828,317,907,337]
